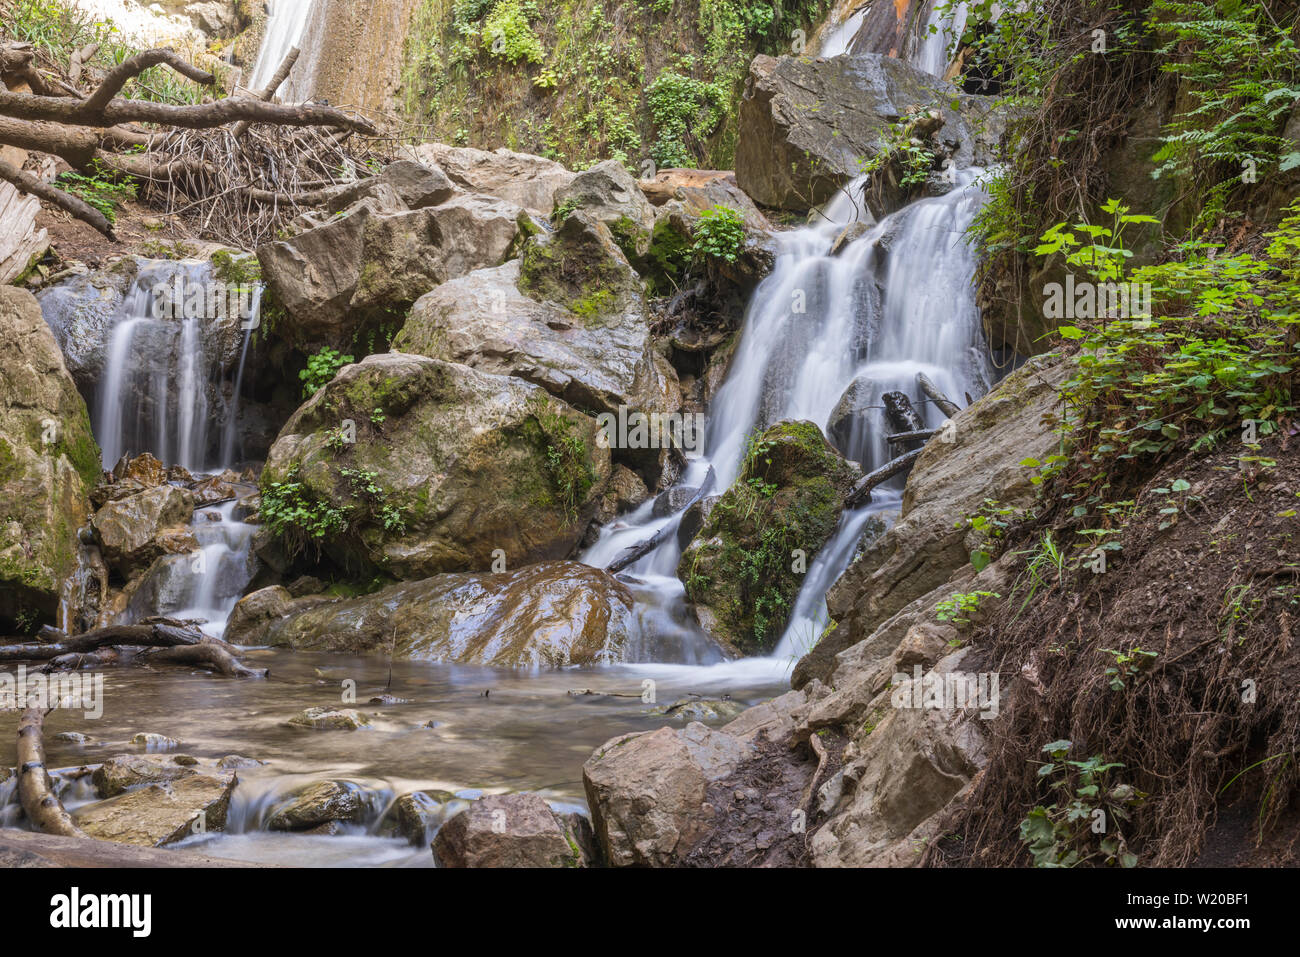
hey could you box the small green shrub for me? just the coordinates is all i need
[299,347,353,398]
[691,205,745,264]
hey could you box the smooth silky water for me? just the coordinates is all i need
[5,54,996,862]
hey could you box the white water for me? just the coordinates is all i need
[248,0,318,94]
[585,170,993,671]
[817,1,968,78]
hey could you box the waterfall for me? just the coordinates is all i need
[248,0,318,94]
[817,1,969,78]
[585,170,993,664]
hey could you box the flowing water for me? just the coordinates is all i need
[248,0,318,94]
[817,0,968,77]
[5,56,996,865]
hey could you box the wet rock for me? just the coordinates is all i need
[735,53,999,212]
[433,793,589,868]
[595,465,651,525]
[261,353,611,578]
[130,733,180,752]
[827,375,880,459]
[651,697,747,721]
[0,286,99,632]
[652,485,698,518]
[73,773,235,846]
[287,707,373,731]
[267,780,368,830]
[93,755,194,797]
[224,585,331,646]
[91,484,196,577]
[679,420,859,655]
[583,722,753,867]
[242,562,636,667]
[216,754,266,770]
[639,168,771,230]
[405,143,576,218]
[188,475,236,505]
[676,494,720,550]
[53,732,89,745]
[172,755,199,766]
[390,790,454,845]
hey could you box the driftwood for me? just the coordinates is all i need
[0,41,376,238]
[231,47,299,140]
[917,372,962,418]
[886,428,938,445]
[845,448,924,507]
[16,707,84,838]
[607,467,716,573]
[0,622,267,678]
[566,688,645,698]
[882,391,925,434]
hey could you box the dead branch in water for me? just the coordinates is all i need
[16,706,85,838]
[0,622,267,678]
[845,449,924,507]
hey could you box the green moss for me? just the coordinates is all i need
[679,420,855,654]
[517,217,634,326]
[210,249,262,286]
[644,217,692,293]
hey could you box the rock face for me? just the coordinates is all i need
[801,356,1068,686]
[583,722,754,867]
[406,143,576,218]
[0,286,99,631]
[639,169,771,231]
[230,562,635,667]
[72,772,235,846]
[433,793,591,867]
[258,184,523,353]
[553,160,657,256]
[735,52,998,211]
[260,352,611,578]
[679,420,858,655]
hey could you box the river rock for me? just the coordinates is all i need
[406,143,576,218]
[583,722,753,867]
[433,793,590,868]
[237,562,636,667]
[800,355,1068,687]
[72,773,235,846]
[390,790,454,845]
[287,708,373,731]
[651,697,747,721]
[223,584,331,645]
[261,353,611,578]
[679,420,859,655]
[131,732,180,752]
[639,168,771,230]
[0,286,99,632]
[267,780,368,830]
[91,484,196,577]
[93,754,194,797]
[735,52,999,212]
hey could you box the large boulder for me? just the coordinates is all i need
[433,793,593,867]
[325,159,455,213]
[679,420,859,655]
[0,287,99,631]
[393,216,676,419]
[267,780,369,830]
[406,143,576,218]
[553,160,657,257]
[260,353,611,578]
[801,356,1068,687]
[91,484,196,577]
[735,52,998,211]
[72,772,235,846]
[638,169,771,231]
[228,561,636,667]
[583,722,753,867]
[258,192,524,352]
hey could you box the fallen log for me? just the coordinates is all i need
[231,47,299,139]
[917,372,962,418]
[16,707,85,838]
[845,448,924,507]
[2,623,266,678]
[886,428,938,445]
[0,622,203,661]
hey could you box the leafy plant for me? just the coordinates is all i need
[299,347,353,398]
[935,590,1001,627]
[54,167,135,224]
[691,205,745,264]
[1100,646,1159,690]
[1020,740,1143,867]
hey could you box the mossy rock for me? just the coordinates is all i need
[678,420,859,656]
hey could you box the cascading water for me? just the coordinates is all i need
[248,0,318,94]
[817,1,969,77]
[584,169,993,670]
